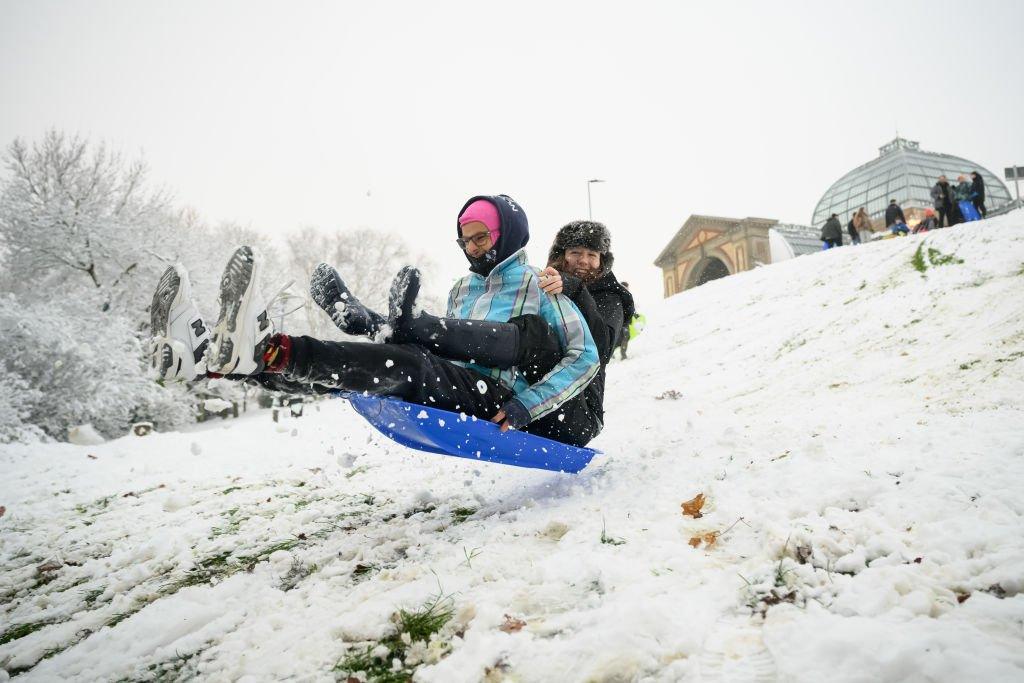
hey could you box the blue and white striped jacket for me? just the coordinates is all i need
[446,248,599,421]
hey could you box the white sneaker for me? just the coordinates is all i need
[149,265,210,382]
[207,246,273,375]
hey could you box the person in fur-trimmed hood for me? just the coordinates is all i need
[531,220,634,440]
[547,220,635,351]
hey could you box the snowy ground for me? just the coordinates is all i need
[2,213,1024,682]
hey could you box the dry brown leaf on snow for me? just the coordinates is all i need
[681,493,706,518]
[688,531,720,549]
[0,505,5,518]
[499,614,526,633]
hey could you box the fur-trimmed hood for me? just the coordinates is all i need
[547,220,615,275]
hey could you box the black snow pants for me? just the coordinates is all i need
[253,337,513,419]
[252,318,602,447]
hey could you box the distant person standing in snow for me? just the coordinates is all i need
[820,213,843,249]
[852,207,872,242]
[846,212,861,245]
[615,282,633,359]
[949,175,971,226]
[930,175,953,227]
[884,199,905,229]
[970,171,987,218]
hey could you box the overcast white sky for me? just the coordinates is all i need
[2,0,1022,306]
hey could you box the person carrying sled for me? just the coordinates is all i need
[970,171,987,218]
[150,194,600,445]
[820,213,843,249]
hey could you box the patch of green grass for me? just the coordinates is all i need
[403,504,437,519]
[913,243,964,274]
[210,508,244,537]
[83,586,106,605]
[352,562,380,580]
[928,247,963,267]
[960,359,982,370]
[106,611,136,628]
[912,243,928,273]
[345,465,370,479]
[600,521,626,546]
[0,620,52,645]
[162,539,304,595]
[221,486,242,495]
[74,493,118,518]
[279,560,318,592]
[334,594,455,683]
[450,506,477,524]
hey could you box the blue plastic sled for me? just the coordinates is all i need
[958,200,981,222]
[336,392,598,473]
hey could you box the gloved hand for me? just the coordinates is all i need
[491,398,531,432]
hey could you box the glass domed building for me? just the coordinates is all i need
[811,137,1013,228]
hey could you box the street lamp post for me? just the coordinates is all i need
[587,179,604,220]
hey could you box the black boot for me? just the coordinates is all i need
[387,265,421,342]
[385,265,518,368]
[387,267,561,371]
[310,263,386,338]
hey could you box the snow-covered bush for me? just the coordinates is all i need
[0,364,46,443]
[0,295,193,440]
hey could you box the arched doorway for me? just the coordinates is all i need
[690,257,730,288]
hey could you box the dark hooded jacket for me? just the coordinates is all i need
[885,202,906,227]
[456,194,530,276]
[970,174,985,202]
[547,223,635,425]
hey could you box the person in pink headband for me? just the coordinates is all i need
[457,199,501,246]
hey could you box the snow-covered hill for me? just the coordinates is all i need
[2,214,1023,682]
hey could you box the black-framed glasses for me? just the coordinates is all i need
[456,233,491,250]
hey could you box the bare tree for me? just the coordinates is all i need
[0,130,177,316]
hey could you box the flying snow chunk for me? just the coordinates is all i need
[385,359,395,368]
[162,493,188,512]
[476,380,488,394]
[438,419,446,427]
[416,410,429,419]
[190,442,202,455]
[68,424,105,446]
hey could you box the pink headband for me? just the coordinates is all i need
[458,199,501,245]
